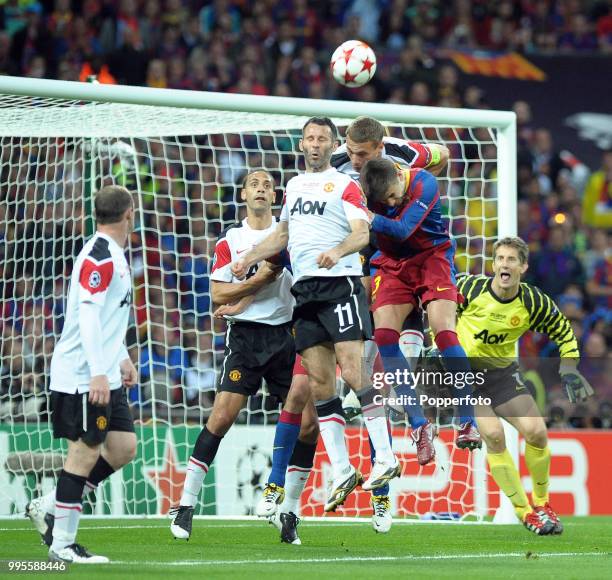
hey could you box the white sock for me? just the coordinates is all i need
[364,416,395,464]
[399,329,424,369]
[356,387,395,465]
[319,419,351,481]
[180,456,209,507]
[364,339,379,378]
[281,466,311,515]
[45,481,97,516]
[51,501,82,552]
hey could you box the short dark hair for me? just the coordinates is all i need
[360,158,398,202]
[346,116,385,144]
[94,185,133,225]
[302,116,338,141]
[241,169,274,189]
[493,236,530,264]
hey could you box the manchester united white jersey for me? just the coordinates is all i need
[211,218,294,325]
[50,233,132,394]
[280,167,369,282]
[331,136,433,181]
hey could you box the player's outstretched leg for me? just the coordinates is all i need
[315,396,363,512]
[525,431,562,534]
[268,397,319,546]
[171,392,245,540]
[431,327,482,451]
[170,427,220,540]
[28,434,135,547]
[49,465,110,564]
[373,327,436,465]
[258,369,314,519]
[367,415,393,533]
[487,449,555,535]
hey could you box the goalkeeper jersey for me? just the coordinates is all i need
[456,275,579,368]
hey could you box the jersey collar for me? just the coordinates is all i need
[487,278,521,304]
[96,231,123,252]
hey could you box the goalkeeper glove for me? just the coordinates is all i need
[559,369,594,403]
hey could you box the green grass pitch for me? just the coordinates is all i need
[0,517,610,579]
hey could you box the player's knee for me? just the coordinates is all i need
[67,442,101,475]
[207,409,236,436]
[523,424,547,448]
[481,428,506,452]
[120,433,137,465]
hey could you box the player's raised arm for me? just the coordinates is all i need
[231,220,288,279]
[362,161,439,240]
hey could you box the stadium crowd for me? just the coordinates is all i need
[0,0,610,429]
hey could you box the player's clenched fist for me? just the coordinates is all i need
[231,258,249,279]
[316,249,341,269]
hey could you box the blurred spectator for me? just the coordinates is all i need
[582,150,612,229]
[528,225,584,299]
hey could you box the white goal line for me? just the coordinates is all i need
[107,552,608,566]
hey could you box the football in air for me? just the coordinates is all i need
[330,40,377,88]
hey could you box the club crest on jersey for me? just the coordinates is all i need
[510,315,521,327]
[290,197,327,216]
[88,270,101,289]
[229,370,241,382]
[324,182,335,192]
[96,416,108,430]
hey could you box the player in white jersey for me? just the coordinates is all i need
[170,170,319,545]
[233,118,401,516]
[25,186,137,564]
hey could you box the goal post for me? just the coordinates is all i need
[0,75,517,521]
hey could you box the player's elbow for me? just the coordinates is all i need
[428,145,450,175]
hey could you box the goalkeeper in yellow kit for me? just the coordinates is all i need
[456,236,594,536]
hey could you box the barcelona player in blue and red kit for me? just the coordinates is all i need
[361,158,481,461]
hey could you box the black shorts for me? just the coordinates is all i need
[292,276,372,352]
[218,321,295,398]
[51,388,135,446]
[474,363,531,409]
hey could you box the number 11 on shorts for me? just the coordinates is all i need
[334,302,354,330]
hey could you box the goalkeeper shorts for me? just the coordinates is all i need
[473,363,532,409]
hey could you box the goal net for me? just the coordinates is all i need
[0,78,516,520]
